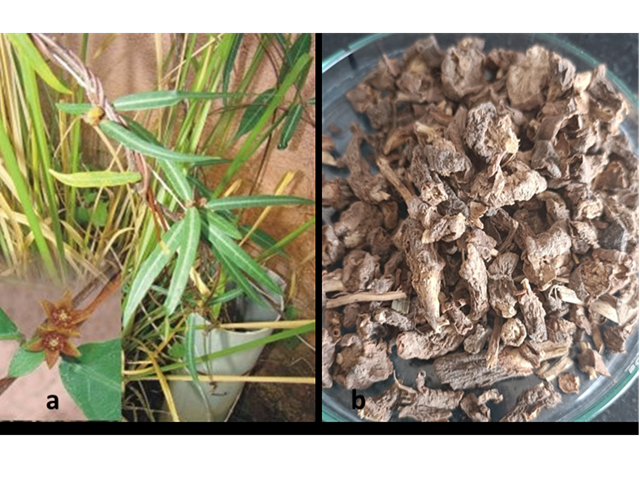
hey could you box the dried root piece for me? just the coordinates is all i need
[517,279,548,343]
[322,328,336,388]
[501,317,527,347]
[397,371,463,422]
[333,334,394,390]
[396,326,464,360]
[500,381,561,422]
[459,243,489,321]
[558,372,581,394]
[576,342,610,379]
[460,388,503,422]
[536,354,573,381]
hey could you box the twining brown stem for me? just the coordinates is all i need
[29,33,169,231]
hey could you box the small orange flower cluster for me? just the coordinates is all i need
[25,290,90,368]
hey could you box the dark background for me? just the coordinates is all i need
[322,33,639,422]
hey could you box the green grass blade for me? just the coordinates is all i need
[100,120,229,165]
[277,103,303,149]
[202,210,242,240]
[0,118,57,278]
[205,195,314,210]
[214,54,312,196]
[49,169,141,188]
[6,34,72,94]
[237,224,288,258]
[223,34,244,94]
[0,307,22,341]
[279,33,311,83]
[122,218,187,334]
[202,222,280,294]
[125,118,193,200]
[234,88,276,139]
[8,346,44,377]
[257,215,315,261]
[129,323,315,378]
[164,208,201,316]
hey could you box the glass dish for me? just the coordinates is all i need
[322,33,639,422]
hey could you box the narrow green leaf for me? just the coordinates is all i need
[100,120,229,165]
[125,118,193,201]
[164,208,201,316]
[280,33,311,83]
[206,195,314,210]
[237,225,289,258]
[203,223,280,294]
[202,211,242,239]
[8,346,44,377]
[208,241,264,306]
[49,169,141,188]
[57,102,91,115]
[277,104,304,149]
[114,90,249,111]
[223,34,244,94]
[6,34,72,94]
[257,215,315,261]
[0,307,21,341]
[309,97,315,105]
[59,339,121,421]
[122,218,187,334]
[185,313,202,383]
[234,88,276,139]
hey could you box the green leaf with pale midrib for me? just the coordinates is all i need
[8,347,44,377]
[205,195,314,210]
[100,120,230,165]
[59,339,121,421]
[234,88,276,139]
[202,211,242,239]
[122,218,187,334]
[164,208,201,316]
[278,104,304,149]
[185,313,201,382]
[125,117,193,201]
[0,307,21,341]
[49,169,141,188]
[202,222,280,295]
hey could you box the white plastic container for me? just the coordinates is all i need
[164,270,285,421]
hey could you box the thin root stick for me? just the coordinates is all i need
[326,291,407,309]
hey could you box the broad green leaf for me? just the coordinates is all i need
[277,104,303,149]
[0,307,21,341]
[202,211,242,239]
[100,120,230,165]
[76,201,108,227]
[234,88,276,139]
[185,313,202,382]
[223,34,244,94]
[125,118,193,201]
[49,169,141,188]
[168,341,186,360]
[203,222,280,294]
[122,218,187,333]
[164,208,201,316]
[59,339,121,421]
[205,195,314,211]
[6,34,72,94]
[8,346,44,377]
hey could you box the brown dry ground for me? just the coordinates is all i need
[52,33,316,421]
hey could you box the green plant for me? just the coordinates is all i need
[0,33,316,421]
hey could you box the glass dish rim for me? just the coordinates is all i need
[321,32,639,423]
